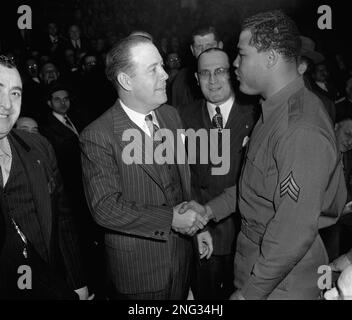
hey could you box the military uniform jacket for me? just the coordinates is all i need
[208,77,347,299]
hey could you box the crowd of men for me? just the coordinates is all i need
[1,9,352,300]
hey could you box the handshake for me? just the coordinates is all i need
[171,200,212,236]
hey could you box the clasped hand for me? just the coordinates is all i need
[172,201,209,236]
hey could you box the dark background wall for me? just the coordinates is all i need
[0,0,349,58]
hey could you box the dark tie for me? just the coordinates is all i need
[0,164,3,188]
[212,106,223,131]
[64,116,78,135]
[145,114,160,139]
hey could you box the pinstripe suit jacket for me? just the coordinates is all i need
[0,130,85,292]
[80,101,193,294]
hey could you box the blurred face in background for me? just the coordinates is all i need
[191,33,222,58]
[26,58,39,78]
[64,49,76,67]
[69,25,81,41]
[48,23,58,37]
[40,63,59,84]
[16,117,38,133]
[345,78,352,100]
[166,53,181,70]
[83,55,97,73]
[48,90,70,115]
[313,63,329,82]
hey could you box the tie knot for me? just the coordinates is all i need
[145,114,153,122]
[215,106,221,114]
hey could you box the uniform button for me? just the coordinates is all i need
[154,231,159,236]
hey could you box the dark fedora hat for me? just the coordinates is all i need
[300,36,325,64]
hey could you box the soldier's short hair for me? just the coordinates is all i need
[242,10,301,61]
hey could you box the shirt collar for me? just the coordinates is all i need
[52,111,67,123]
[206,95,234,126]
[261,76,304,123]
[119,99,159,136]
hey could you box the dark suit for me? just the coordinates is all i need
[40,113,102,296]
[80,101,194,299]
[66,38,91,56]
[0,130,85,299]
[336,98,352,124]
[180,98,256,299]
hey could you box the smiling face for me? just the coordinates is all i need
[196,50,233,104]
[233,29,268,96]
[128,42,168,113]
[0,65,22,139]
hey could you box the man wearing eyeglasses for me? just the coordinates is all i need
[179,48,256,299]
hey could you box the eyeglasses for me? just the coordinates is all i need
[198,67,229,79]
[168,57,180,62]
[28,64,38,69]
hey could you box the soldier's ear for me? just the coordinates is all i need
[194,72,199,85]
[267,49,279,69]
[117,72,132,91]
[190,45,195,57]
[217,41,224,49]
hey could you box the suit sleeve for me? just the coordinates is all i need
[241,126,337,299]
[42,136,86,290]
[80,129,173,241]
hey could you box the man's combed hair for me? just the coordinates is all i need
[242,10,301,61]
[0,55,17,68]
[191,25,220,43]
[105,35,152,89]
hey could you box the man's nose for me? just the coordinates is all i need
[233,56,239,68]
[209,73,217,84]
[160,67,169,81]
[0,93,11,110]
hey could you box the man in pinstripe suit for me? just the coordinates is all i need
[0,55,90,299]
[80,36,212,300]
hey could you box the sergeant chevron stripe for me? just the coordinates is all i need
[280,171,300,202]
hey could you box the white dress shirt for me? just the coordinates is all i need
[0,136,12,186]
[120,99,160,137]
[206,96,234,128]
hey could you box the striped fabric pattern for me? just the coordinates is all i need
[80,101,193,296]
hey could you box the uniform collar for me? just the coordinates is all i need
[261,76,304,123]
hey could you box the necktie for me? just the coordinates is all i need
[145,114,160,139]
[0,164,3,188]
[212,106,223,131]
[64,116,78,135]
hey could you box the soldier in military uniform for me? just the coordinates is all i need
[181,10,347,299]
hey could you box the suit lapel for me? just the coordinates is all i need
[9,132,51,261]
[156,106,192,200]
[201,100,213,130]
[112,101,164,190]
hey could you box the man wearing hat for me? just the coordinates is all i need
[298,36,336,124]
